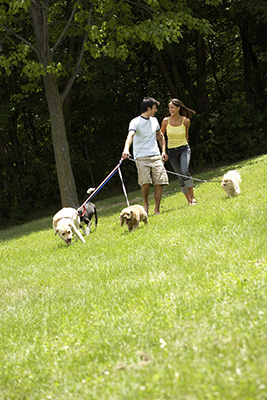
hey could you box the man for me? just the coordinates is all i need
[122,97,169,215]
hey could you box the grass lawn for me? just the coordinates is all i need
[0,155,267,400]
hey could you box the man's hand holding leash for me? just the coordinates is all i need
[121,151,130,160]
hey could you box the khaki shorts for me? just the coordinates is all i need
[135,155,169,187]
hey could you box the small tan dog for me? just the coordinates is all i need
[53,207,85,245]
[120,204,148,231]
[221,170,241,197]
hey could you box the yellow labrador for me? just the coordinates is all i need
[53,207,85,245]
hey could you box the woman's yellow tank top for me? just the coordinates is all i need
[166,117,188,148]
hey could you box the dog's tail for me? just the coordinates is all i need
[87,187,95,195]
[230,170,242,182]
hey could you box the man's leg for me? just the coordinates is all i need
[154,184,162,215]
[141,183,150,214]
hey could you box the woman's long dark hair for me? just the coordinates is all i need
[170,99,196,119]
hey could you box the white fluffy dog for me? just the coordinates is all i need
[120,204,148,231]
[221,170,241,197]
[53,207,85,245]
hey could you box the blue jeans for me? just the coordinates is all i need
[168,145,193,194]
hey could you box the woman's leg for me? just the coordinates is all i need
[168,149,186,193]
[168,146,196,205]
[180,146,196,205]
[188,186,197,204]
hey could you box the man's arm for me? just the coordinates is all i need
[156,130,168,161]
[121,130,135,159]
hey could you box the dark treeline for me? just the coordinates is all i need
[0,0,266,225]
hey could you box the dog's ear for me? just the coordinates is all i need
[55,229,58,236]
[120,214,124,226]
[68,221,75,230]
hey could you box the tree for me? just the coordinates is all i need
[1,0,94,206]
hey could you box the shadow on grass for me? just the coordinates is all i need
[0,156,260,241]
[0,217,52,242]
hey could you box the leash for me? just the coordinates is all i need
[118,165,130,207]
[77,159,130,215]
[128,156,222,183]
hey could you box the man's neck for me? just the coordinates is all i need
[141,111,151,119]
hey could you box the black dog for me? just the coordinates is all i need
[78,188,98,235]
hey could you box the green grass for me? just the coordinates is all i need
[0,155,267,400]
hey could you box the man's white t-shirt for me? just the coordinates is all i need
[128,115,160,159]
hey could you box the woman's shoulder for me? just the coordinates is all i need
[183,116,190,126]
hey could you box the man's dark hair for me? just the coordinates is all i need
[140,97,160,113]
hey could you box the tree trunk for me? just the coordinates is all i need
[195,32,209,112]
[157,54,178,97]
[42,73,79,207]
[207,39,225,100]
[176,58,198,104]
[30,0,79,208]
[170,53,183,99]
[239,22,253,104]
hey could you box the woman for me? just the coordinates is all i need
[161,98,197,205]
